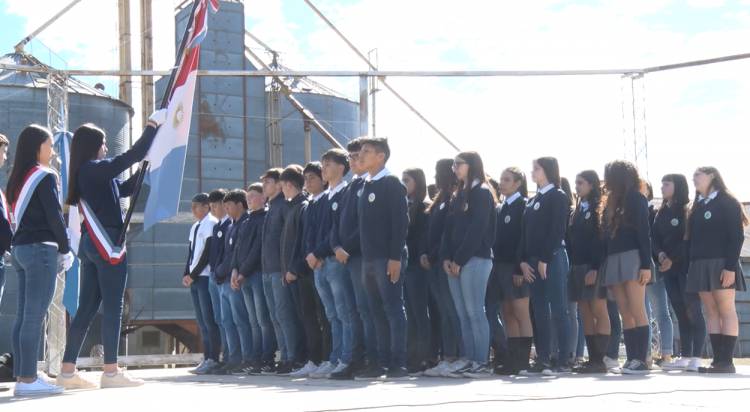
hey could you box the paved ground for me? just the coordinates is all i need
[1,366,749,411]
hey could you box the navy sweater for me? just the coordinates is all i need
[652,204,688,266]
[441,183,496,267]
[215,212,249,283]
[602,190,652,270]
[209,218,231,278]
[493,196,526,264]
[358,172,409,262]
[406,200,430,265]
[566,202,604,267]
[426,195,451,265]
[688,191,745,272]
[520,187,569,264]
[11,173,70,253]
[312,184,347,260]
[0,191,12,254]
[261,194,289,274]
[281,193,308,276]
[330,177,365,257]
[304,193,326,258]
[232,208,266,277]
[77,125,157,233]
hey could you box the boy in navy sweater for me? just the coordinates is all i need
[206,189,231,372]
[356,137,409,380]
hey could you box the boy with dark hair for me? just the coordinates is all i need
[355,137,409,380]
[305,148,359,379]
[213,189,253,374]
[184,193,221,375]
[260,168,298,375]
[205,188,231,373]
[230,183,273,374]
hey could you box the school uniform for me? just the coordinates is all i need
[185,213,221,363]
[233,207,275,365]
[62,125,156,369]
[358,168,409,373]
[653,204,706,360]
[404,199,431,369]
[519,183,571,367]
[600,190,652,286]
[440,180,496,367]
[208,216,231,364]
[566,201,607,301]
[10,167,69,378]
[492,192,529,301]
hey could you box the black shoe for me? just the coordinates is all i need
[260,362,278,375]
[213,362,240,375]
[330,363,356,380]
[235,361,254,375]
[520,361,553,376]
[354,364,386,381]
[493,364,519,376]
[699,362,736,374]
[573,361,608,374]
[407,362,428,377]
[275,362,293,376]
[204,361,225,375]
[385,367,410,381]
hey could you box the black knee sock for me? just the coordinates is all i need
[623,328,634,361]
[584,335,595,363]
[519,337,533,370]
[505,337,519,369]
[636,325,650,362]
[722,335,737,365]
[595,334,610,365]
[709,334,722,365]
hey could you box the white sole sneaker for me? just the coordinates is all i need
[14,378,64,396]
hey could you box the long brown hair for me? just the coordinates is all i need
[66,124,105,205]
[688,167,749,230]
[600,160,641,238]
[454,151,497,210]
[7,125,52,204]
[427,158,456,213]
[404,167,428,222]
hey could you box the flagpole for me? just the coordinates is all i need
[117,0,202,246]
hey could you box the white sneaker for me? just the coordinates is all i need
[603,356,621,373]
[328,362,348,378]
[424,360,450,377]
[309,361,336,379]
[661,357,690,371]
[100,370,145,388]
[57,371,98,390]
[440,359,470,377]
[686,357,702,372]
[14,378,64,396]
[189,360,207,374]
[290,361,319,378]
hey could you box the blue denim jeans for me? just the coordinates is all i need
[607,299,623,359]
[241,272,276,363]
[529,248,571,364]
[346,255,371,364]
[646,274,674,356]
[12,243,58,378]
[219,281,254,363]
[190,276,221,361]
[663,269,706,358]
[428,266,462,359]
[315,258,356,364]
[262,272,287,362]
[362,257,407,369]
[405,264,431,366]
[448,257,492,363]
[63,231,128,365]
[270,271,303,363]
[208,276,229,362]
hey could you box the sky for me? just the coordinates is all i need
[0,0,749,199]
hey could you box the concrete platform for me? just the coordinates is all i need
[1,366,749,411]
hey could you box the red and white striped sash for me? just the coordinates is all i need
[10,165,55,231]
[78,199,126,265]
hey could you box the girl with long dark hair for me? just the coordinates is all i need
[686,167,747,373]
[8,125,70,396]
[441,151,497,378]
[655,174,706,372]
[58,110,166,389]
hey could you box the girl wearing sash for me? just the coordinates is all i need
[7,125,71,396]
[58,110,165,389]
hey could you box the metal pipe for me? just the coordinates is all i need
[118,0,132,105]
[359,75,368,136]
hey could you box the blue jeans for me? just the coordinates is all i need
[270,272,303,363]
[429,266,462,359]
[405,264,431,366]
[190,276,221,361]
[448,257,492,363]
[12,243,58,378]
[528,249,571,364]
[262,272,287,361]
[219,281,254,363]
[663,270,706,358]
[607,299,623,359]
[63,231,128,365]
[208,277,229,362]
[241,272,276,363]
[363,257,407,369]
[315,258,356,364]
[646,274,674,356]
[346,255,371,364]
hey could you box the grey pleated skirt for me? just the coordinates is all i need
[495,262,530,301]
[686,258,747,293]
[568,264,608,301]
[601,249,642,287]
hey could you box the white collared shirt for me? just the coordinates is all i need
[539,183,555,195]
[366,168,390,182]
[471,179,481,188]
[189,213,218,277]
[311,191,326,203]
[580,201,590,212]
[504,192,521,206]
[698,190,718,204]
[327,181,348,200]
